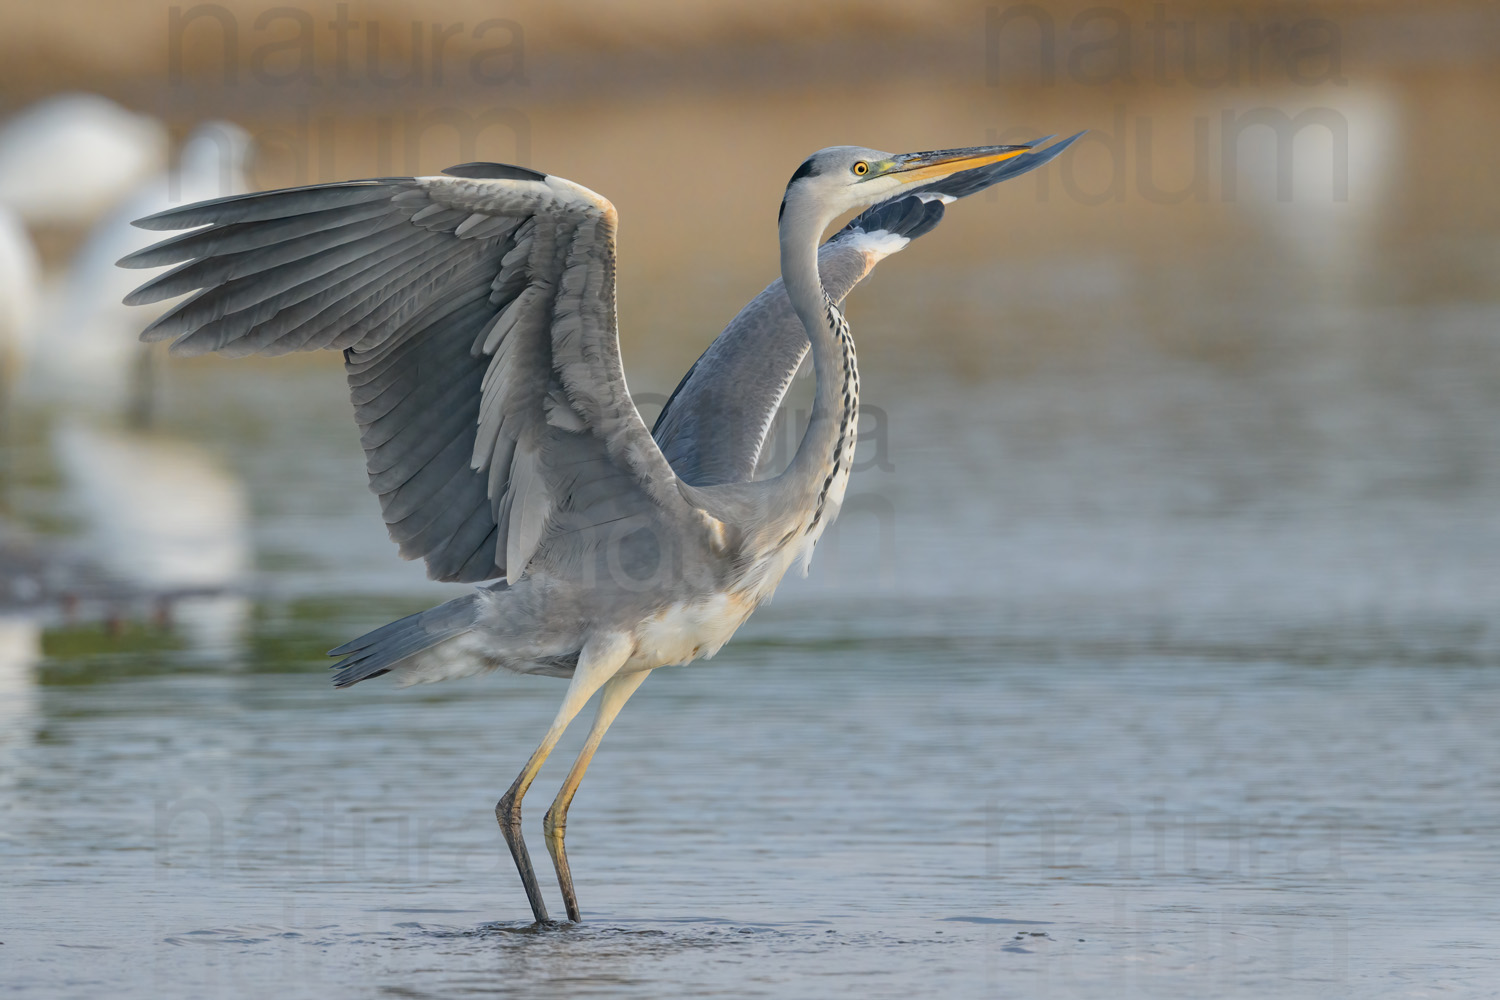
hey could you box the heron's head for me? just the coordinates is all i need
[778,143,1033,235]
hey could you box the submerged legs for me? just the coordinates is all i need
[544,669,650,921]
[495,634,631,924]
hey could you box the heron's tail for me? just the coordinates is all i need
[328,592,483,688]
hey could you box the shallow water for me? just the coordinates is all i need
[7,284,1500,996]
[5,621,1499,997]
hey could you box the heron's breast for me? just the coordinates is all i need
[630,591,758,668]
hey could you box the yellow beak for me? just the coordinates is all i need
[886,144,1033,185]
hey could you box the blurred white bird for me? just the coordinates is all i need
[0,205,40,390]
[25,121,252,416]
[1226,86,1399,296]
[0,94,168,229]
[13,121,257,658]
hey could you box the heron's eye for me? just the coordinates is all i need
[853,161,869,176]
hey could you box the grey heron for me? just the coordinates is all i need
[119,132,1079,924]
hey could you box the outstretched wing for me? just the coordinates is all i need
[121,162,689,585]
[653,132,1083,487]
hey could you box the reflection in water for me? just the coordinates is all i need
[51,423,250,657]
[0,615,39,755]
[0,615,38,808]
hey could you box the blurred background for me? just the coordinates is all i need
[3,2,1499,997]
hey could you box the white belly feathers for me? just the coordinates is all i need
[630,592,758,669]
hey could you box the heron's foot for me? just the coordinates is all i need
[543,805,581,923]
[479,918,572,935]
[525,918,572,932]
[496,791,549,923]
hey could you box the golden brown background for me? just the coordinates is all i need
[5,0,1497,381]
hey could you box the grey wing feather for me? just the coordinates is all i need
[654,132,1084,487]
[122,167,693,585]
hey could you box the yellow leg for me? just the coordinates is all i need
[544,668,650,922]
[496,633,632,924]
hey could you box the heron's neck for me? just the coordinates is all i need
[777,206,860,530]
